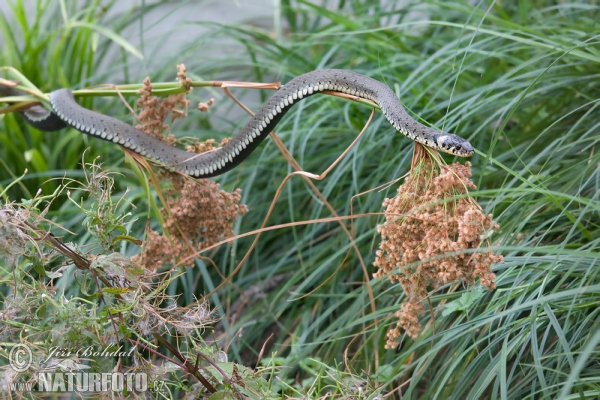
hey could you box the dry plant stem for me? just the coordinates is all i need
[29,227,89,270]
[262,112,381,368]
[0,75,44,100]
[411,142,443,171]
[195,352,246,400]
[0,77,19,88]
[176,214,382,267]
[24,223,129,307]
[0,102,41,114]
[255,333,274,369]
[219,81,281,115]
[125,337,185,370]
[349,174,406,240]
[152,334,217,393]
[1,79,380,116]
[343,318,382,372]
[109,84,139,122]
[223,327,245,354]
[67,80,281,98]
[383,377,412,399]
[286,108,375,181]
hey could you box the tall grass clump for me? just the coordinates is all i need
[1,0,599,398]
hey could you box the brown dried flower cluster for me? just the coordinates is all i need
[186,138,217,154]
[176,63,192,93]
[198,98,215,112]
[374,159,502,346]
[133,176,248,271]
[130,66,249,271]
[135,64,194,142]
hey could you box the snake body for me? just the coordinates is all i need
[0,85,67,131]
[5,70,473,177]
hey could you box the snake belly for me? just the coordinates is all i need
[22,70,473,178]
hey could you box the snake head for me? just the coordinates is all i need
[435,134,474,157]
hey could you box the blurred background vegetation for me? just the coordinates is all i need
[1,0,599,398]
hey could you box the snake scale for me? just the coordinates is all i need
[3,70,473,177]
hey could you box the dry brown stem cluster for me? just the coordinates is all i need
[373,158,502,346]
[131,66,248,271]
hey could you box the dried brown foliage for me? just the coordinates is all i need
[374,157,502,346]
[131,65,248,271]
[133,176,248,270]
[135,64,192,142]
[186,138,217,154]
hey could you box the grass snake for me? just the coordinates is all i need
[3,70,473,177]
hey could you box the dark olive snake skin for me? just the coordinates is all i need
[4,70,473,178]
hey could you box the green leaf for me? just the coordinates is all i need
[112,234,143,246]
[36,304,47,318]
[45,270,63,279]
[102,287,134,295]
[67,21,143,60]
[33,261,47,277]
[208,392,228,400]
[442,287,486,316]
[372,364,395,382]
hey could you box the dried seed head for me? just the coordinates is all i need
[133,177,248,271]
[374,160,502,346]
[176,63,192,93]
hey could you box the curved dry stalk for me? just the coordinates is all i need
[343,317,382,373]
[174,212,382,266]
[272,110,376,301]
